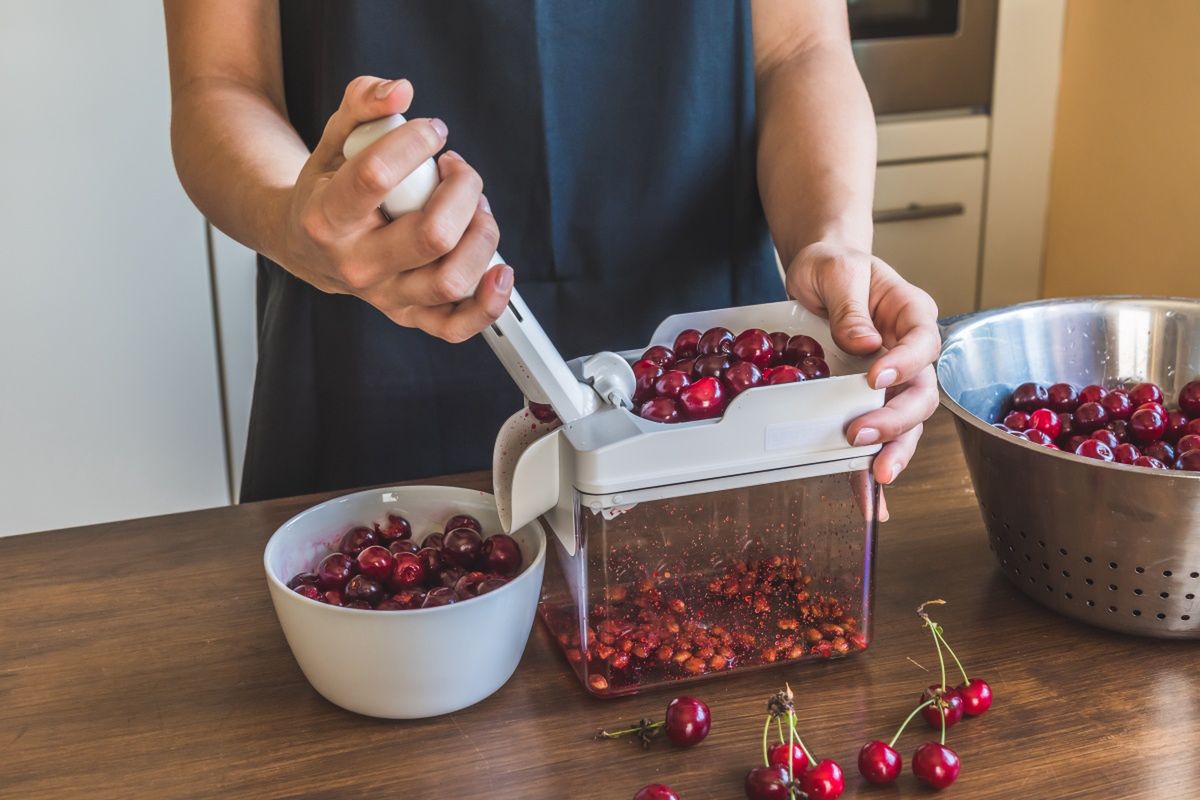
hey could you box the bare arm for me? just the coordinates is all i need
[752,0,940,488]
[163,0,512,341]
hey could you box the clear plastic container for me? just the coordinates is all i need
[538,465,878,696]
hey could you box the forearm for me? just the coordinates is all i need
[169,78,307,263]
[755,43,877,265]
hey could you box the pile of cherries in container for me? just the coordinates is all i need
[995,378,1200,471]
[286,512,523,610]
[631,327,832,424]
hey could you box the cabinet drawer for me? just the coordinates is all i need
[873,157,986,317]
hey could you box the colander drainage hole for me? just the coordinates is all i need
[1109,561,1119,570]
[1163,570,1174,577]
[1108,606,1118,613]
[1184,615,1192,621]
[1028,576,1036,584]
[1038,540,1046,548]
[1187,594,1196,600]
[1086,600,1096,607]
[1085,578,1095,586]
[1042,562,1050,571]
[1108,584,1118,591]
[1062,570,1071,578]
[1136,566,1146,574]
[1065,592,1074,600]
[1045,585,1053,592]
[1157,613,1167,620]
[1134,589,1144,596]
[1059,548,1068,556]
[1132,610,1142,616]
[1084,556,1094,564]
[1190,572,1199,579]
[1024,554,1032,562]
[1161,592,1170,599]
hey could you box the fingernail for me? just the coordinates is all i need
[874,368,898,390]
[852,427,880,446]
[479,194,492,214]
[429,117,448,139]
[443,149,463,161]
[496,265,513,292]
[888,464,901,484]
[850,326,876,340]
[374,79,399,99]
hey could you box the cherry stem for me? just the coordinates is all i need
[939,693,947,746]
[787,710,796,783]
[762,714,772,768]
[596,720,663,738]
[928,619,947,691]
[887,698,936,748]
[776,717,785,744]
[934,626,970,684]
[787,709,816,766]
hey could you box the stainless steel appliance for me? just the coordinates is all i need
[849,0,998,115]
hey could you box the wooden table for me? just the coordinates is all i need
[2,410,1195,799]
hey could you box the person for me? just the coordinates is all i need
[164,0,940,506]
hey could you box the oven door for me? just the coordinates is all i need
[849,0,998,115]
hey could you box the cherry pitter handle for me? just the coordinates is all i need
[344,114,633,423]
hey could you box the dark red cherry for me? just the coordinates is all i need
[641,345,675,368]
[1079,384,1108,404]
[1065,434,1090,453]
[1106,419,1130,443]
[1047,383,1080,412]
[957,677,993,716]
[453,570,488,599]
[338,525,377,556]
[1089,429,1120,449]
[1175,433,1200,455]
[528,401,558,423]
[765,365,803,385]
[293,583,320,600]
[744,766,790,800]
[481,533,523,576]
[1113,443,1141,464]
[421,532,445,550]
[697,326,734,356]
[1176,450,1200,471]
[1029,408,1062,440]
[1003,410,1030,431]
[355,545,394,582]
[1136,400,1166,417]
[376,513,412,543]
[1134,455,1168,469]
[632,359,664,402]
[387,589,425,609]
[416,546,445,581]
[798,356,831,380]
[343,574,383,607]
[654,369,691,399]
[679,376,727,419]
[316,552,356,591]
[443,527,484,568]
[439,566,466,589]
[767,331,791,363]
[912,742,960,790]
[692,354,730,379]
[287,571,319,590]
[1074,401,1109,432]
[1101,390,1134,421]
[731,328,774,368]
[388,539,421,555]
[1129,406,1167,444]
[799,759,845,800]
[1144,440,1176,464]
[858,740,902,785]
[388,551,426,590]
[1164,410,1190,443]
[639,397,683,424]
[1011,382,1049,411]
[1059,412,1077,439]
[1129,382,1164,408]
[673,358,695,376]
[784,334,825,365]
[664,696,710,747]
[633,785,680,800]
[476,576,509,595]
[672,329,702,359]
[444,514,482,535]
[1023,428,1054,446]
[1075,439,1114,461]
[344,600,372,610]
[421,587,458,608]
[1179,380,1200,416]
[1188,419,1200,437]
[318,589,343,605]
[723,361,763,397]
[768,742,808,773]
[920,685,964,729]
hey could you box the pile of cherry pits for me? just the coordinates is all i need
[631,327,833,424]
[995,378,1200,471]
[286,512,523,610]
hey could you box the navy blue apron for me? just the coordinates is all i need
[240,0,783,501]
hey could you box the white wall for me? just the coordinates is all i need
[0,1,230,535]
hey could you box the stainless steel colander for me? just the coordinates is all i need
[937,297,1200,638]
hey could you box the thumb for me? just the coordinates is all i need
[311,76,415,170]
[821,262,883,356]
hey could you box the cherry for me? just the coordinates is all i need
[744,766,790,800]
[318,589,343,605]
[639,397,683,424]
[316,552,356,590]
[1129,381,1164,408]
[858,740,902,785]
[389,551,426,589]
[416,546,445,580]
[783,334,825,365]
[798,356,831,380]
[664,696,710,747]
[443,527,484,568]
[764,365,802,385]
[1178,450,1200,472]
[388,539,421,555]
[957,677,993,716]
[693,354,731,379]
[1129,406,1167,444]
[697,326,735,356]
[343,574,383,607]
[1074,401,1109,432]
[1059,412,1077,439]
[1089,429,1120,449]
[1047,382,1080,412]
[1106,419,1131,443]
[1145,441,1176,464]
[1101,390,1133,421]
[1179,380,1200,416]
[387,589,425,609]
[355,545,395,582]
[724,361,763,397]
[453,570,488,599]
[338,525,377,556]
[799,759,845,800]
[1028,408,1062,440]
[919,685,964,729]
[1023,429,1054,446]
[672,329,701,359]
[376,513,412,543]
[767,742,808,773]
[1134,455,1168,469]
[1176,433,1200,455]
[633,785,679,800]
[679,376,727,419]
[528,401,558,423]
[1079,384,1108,404]
[481,533,523,576]
[344,600,372,610]
[1113,443,1141,464]
[732,328,775,368]
[287,572,319,590]
[633,359,664,403]
[673,358,695,376]
[293,583,320,600]
[1136,400,1166,417]
[912,742,960,790]
[421,532,445,550]
[421,587,458,608]
[1188,420,1200,437]
[444,514,482,535]
[439,566,466,589]
[477,576,509,595]
[1065,435,1090,453]
[641,345,675,368]
[654,369,691,399]
[767,331,791,362]
[1164,410,1190,443]
[1011,382,1048,411]
[1003,410,1030,431]
[1075,439,1114,462]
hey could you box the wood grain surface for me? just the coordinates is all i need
[1,409,1194,799]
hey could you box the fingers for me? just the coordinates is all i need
[789,246,883,356]
[311,76,415,169]
[846,365,938,448]
[392,262,514,343]
[381,200,499,306]
[865,273,941,391]
[873,423,923,485]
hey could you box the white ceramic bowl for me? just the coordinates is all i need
[264,485,546,719]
